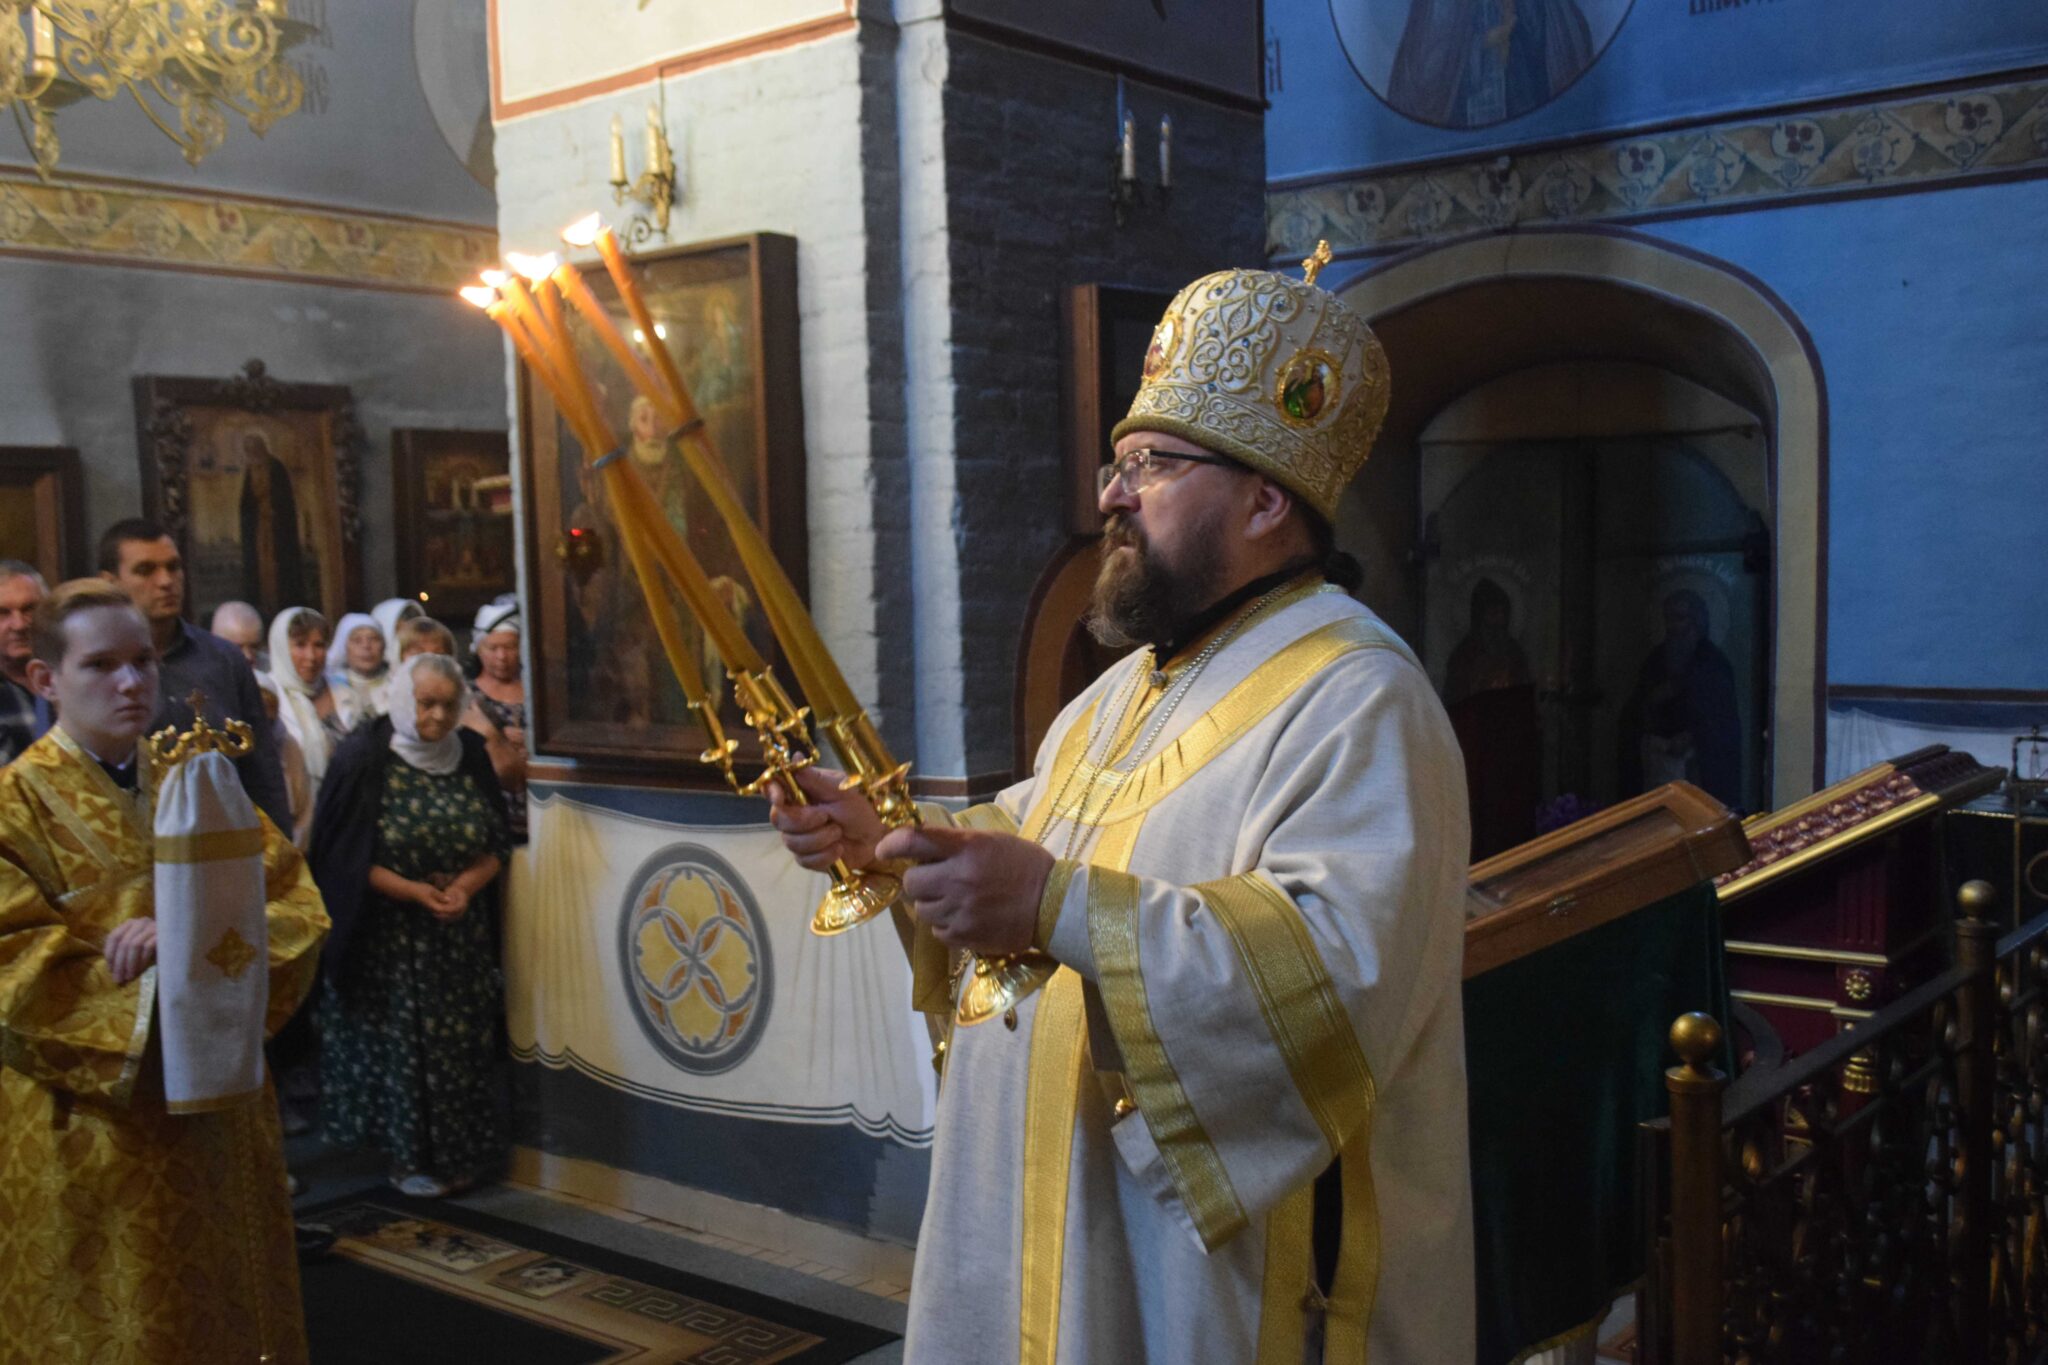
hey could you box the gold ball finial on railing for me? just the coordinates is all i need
[1958,879,1998,921]
[1670,1012,1723,1071]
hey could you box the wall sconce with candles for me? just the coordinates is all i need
[609,100,677,245]
[1110,77,1172,228]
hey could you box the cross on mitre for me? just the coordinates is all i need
[1301,240,1333,286]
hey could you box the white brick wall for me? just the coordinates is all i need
[493,17,1264,786]
[494,31,903,748]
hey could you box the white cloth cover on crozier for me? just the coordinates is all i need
[152,750,270,1115]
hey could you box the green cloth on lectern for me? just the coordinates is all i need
[1464,882,1728,1364]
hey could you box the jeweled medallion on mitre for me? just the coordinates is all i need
[1277,349,1339,425]
[1143,315,1181,381]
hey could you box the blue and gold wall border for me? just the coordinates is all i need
[0,166,498,294]
[1271,73,2048,260]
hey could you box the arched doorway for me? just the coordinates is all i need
[1335,228,1825,812]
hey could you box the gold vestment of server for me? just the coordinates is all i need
[0,728,329,1365]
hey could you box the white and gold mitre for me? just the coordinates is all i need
[1111,241,1390,523]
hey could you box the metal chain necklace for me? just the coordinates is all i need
[1035,658,1148,864]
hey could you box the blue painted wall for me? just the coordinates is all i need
[1266,0,2048,764]
[1270,0,2048,182]
[1640,181,2048,692]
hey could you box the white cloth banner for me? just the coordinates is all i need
[1825,706,2005,784]
[152,750,269,1114]
[505,792,937,1147]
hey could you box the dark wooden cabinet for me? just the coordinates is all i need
[1717,746,2002,1053]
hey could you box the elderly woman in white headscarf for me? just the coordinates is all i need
[307,653,512,1199]
[462,594,526,844]
[370,597,424,669]
[325,610,389,727]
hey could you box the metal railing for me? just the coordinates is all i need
[1639,881,2048,1365]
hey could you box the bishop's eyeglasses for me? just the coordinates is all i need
[1097,448,1239,497]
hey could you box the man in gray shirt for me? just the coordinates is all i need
[0,560,51,767]
[98,518,291,830]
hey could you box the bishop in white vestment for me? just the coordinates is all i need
[774,249,1475,1364]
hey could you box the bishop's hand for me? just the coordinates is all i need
[875,826,1051,958]
[767,764,886,873]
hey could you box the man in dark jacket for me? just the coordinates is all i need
[99,518,291,830]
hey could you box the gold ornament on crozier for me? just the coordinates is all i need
[206,926,258,981]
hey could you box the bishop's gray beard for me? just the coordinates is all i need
[1087,511,1228,650]
[1087,535,1171,649]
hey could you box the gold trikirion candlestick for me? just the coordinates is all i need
[462,270,901,936]
[559,217,913,922]
[547,217,1057,1024]
[528,218,1056,1019]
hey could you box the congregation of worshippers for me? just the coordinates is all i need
[2,4,2043,1365]
[0,533,527,1188]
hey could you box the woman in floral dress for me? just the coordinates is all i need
[308,653,512,1197]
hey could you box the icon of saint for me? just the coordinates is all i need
[238,432,314,615]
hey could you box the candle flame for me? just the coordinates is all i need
[560,213,603,247]
[505,251,561,282]
[458,285,498,309]
[479,268,509,288]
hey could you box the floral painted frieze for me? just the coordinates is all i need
[1268,79,2048,259]
[0,170,498,293]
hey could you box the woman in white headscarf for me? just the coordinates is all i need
[267,606,347,790]
[370,597,424,671]
[462,594,526,844]
[308,653,512,1199]
[254,672,315,847]
[325,610,389,727]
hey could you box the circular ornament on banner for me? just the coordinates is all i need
[618,844,774,1075]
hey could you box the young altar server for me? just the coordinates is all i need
[0,578,330,1365]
